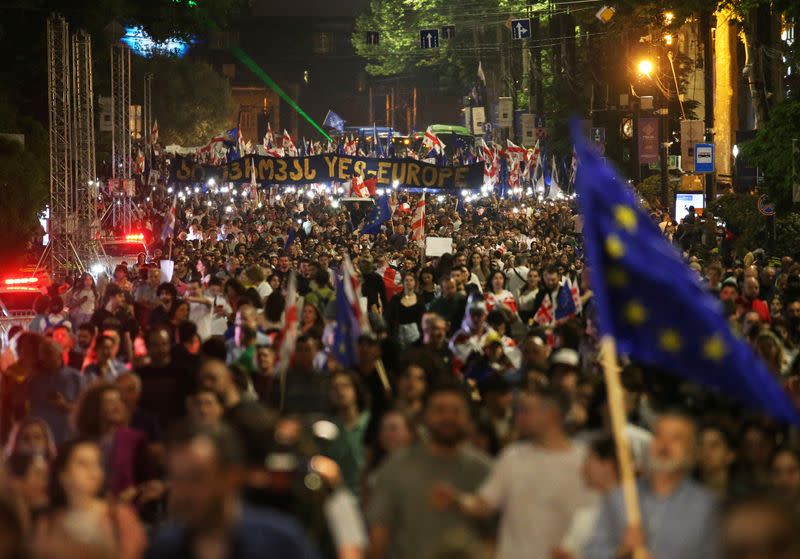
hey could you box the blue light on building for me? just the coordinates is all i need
[121,27,193,58]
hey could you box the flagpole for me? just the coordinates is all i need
[598,336,647,559]
[375,359,392,396]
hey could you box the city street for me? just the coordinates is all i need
[0,2,799,559]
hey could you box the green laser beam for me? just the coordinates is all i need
[189,4,331,142]
[229,47,332,142]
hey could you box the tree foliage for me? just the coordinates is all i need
[709,193,765,253]
[142,57,234,146]
[740,96,800,212]
[0,90,48,262]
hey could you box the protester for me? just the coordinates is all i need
[584,412,719,559]
[2,132,800,559]
[432,387,593,559]
[34,438,146,559]
[366,382,491,559]
[146,424,320,559]
[27,339,83,446]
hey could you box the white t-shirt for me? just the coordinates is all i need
[209,293,233,337]
[256,280,273,300]
[506,266,530,298]
[478,440,595,559]
[189,296,213,341]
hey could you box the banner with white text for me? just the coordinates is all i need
[170,155,484,190]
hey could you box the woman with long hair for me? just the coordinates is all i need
[4,417,57,462]
[418,269,438,307]
[300,303,325,340]
[470,251,489,286]
[34,437,146,559]
[384,271,425,349]
[73,383,150,501]
[518,268,541,324]
[484,270,518,316]
[67,272,97,328]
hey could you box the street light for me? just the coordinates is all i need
[638,59,654,77]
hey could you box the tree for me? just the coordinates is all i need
[709,193,766,253]
[142,57,234,146]
[0,90,49,263]
[740,96,800,211]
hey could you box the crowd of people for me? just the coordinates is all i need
[1,176,800,559]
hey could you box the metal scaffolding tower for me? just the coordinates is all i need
[71,29,102,267]
[47,14,75,281]
[111,44,131,180]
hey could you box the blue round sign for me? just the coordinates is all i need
[757,195,775,217]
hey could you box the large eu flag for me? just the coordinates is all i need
[572,121,799,425]
[360,194,393,235]
[332,276,360,368]
[323,110,345,132]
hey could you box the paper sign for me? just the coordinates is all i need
[160,260,174,283]
[426,237,453,257]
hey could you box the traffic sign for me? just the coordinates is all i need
[758,195,776,217]
[511,18,531,40]
[694,143,714,173]
[591,127,606,155]
[366,31,379,46]
[441,25,455,40]
[420,29,439,49]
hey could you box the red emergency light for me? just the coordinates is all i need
[125,233,145,242]
[4,277,38,286]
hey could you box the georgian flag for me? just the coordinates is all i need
[263,122,274,150]
[275,271,300,410]
[524,139,541,182]
[411,193,426,246]
[423,127,445,154]
[506,140,527,189]
[352,175,370,198]
[282,129,298,157]
[344,136,358,156]
[479,139,498,186]
[380,265,403,300]
[533,292,555,326]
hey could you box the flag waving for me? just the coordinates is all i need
[276,271,300,410]
[323,110,345,132]
[411,193,426,246]
[160,196,177,242]
[360,194,393,235]
[572,120,800,425]
[423,127,445,154]
[282,129,298,157]
[332,260,363,368]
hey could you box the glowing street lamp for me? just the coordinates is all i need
[638,59,654,77]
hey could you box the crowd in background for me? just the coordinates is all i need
[1,180,800,559]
